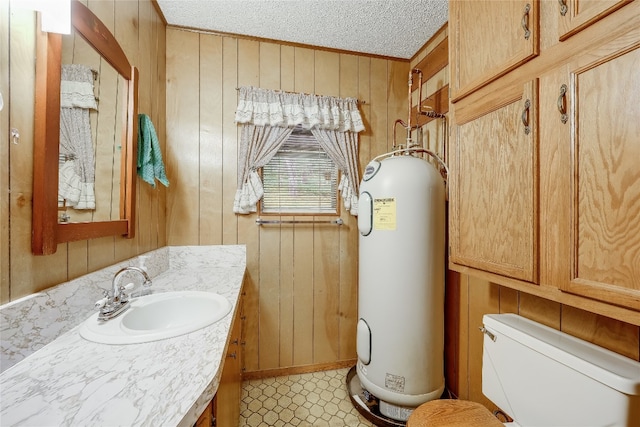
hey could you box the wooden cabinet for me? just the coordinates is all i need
[450,0,539,100]
[195,400,214,427]
[449,0,640,318]
[540,34,640,311]
[214,293,244,427]
[194,292,244,427]
[557,0,632,41]
[450,80,538,283]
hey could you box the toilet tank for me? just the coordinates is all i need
[482,314,640,427]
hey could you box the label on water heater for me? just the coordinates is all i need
[373,198,396,231]
[384,372,405,392]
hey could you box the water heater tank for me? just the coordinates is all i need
[356,154,446,422]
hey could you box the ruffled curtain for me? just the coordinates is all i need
[234,86,364,215]
[58,64,98,210]
[234,124,293,214]
[310,129,360,215]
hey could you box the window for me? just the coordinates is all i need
[261,127,338,214]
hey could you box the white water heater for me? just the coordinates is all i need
[356,153,446,422]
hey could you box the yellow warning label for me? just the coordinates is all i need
[373,198,396,231]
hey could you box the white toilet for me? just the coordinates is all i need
[481,313,640,427]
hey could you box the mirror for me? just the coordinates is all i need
[32,0,139,255]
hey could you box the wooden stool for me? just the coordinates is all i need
[407,400,503,427]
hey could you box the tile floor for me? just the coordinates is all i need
[239,368,376,427]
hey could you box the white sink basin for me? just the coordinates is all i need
[79,291,232,344]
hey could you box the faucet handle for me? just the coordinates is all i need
[123,282,135,292]
[94,298,108,309]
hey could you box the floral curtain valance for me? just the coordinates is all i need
[234,86,365,133]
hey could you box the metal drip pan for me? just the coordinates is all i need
[346,365,406,427]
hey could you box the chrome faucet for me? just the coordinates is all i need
[96,266,152,321]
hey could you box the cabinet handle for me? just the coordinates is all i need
[522,99,531,135]
[227,351,237,359]
[557,84,568,124]
[521,3,531,40]
[558,0,568,16]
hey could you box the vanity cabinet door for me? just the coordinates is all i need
[450,0,539,100]
[540,30,640,310]
[214,295,244,426]
[450,80,538,283]
[557,0,633,41]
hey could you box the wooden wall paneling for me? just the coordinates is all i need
[518,292,561,329]
[357,56,371,174]
[456,273,470,400]
[291,47,315,367]
[136,0,154,254]
[199,35,223,245]
[112,0,140,258]
[118,0,144,259]
[154,14,167,249]
[9,10,57,299]
[467,275,499,409]
[561,306,640,360]
[499,286,519,314]
[312,218,341,364]
[278,45,296,368]
[146,6,165,250]
[0,0,9,303]
[165,29,200,246]
[292,218,314,367]
[259,42,280,90]
[65,240,88,280]
[338,53,359,361]
[278,214,295,368]
[388,60,409,151]
[257,41,284,371]
[237,38,261,371]
[221,36,238,246]
[444,270,461,397]
[281,45,295,92]
[258,220,281,369]
[312,50,341,364]
[369,58,390,157]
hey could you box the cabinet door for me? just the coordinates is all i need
[215,303,243,427]
[542,33,640,309]
[450,0,539,100]
[450,80,538,282]
[557,0,633,41]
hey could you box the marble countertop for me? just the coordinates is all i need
[0,246,246,427]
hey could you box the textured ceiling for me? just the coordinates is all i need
[156,0,449,59]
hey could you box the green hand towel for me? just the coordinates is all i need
[137,114,169,188]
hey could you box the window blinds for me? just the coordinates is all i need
[262,129,338,214]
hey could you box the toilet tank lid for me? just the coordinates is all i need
[483,314,640,396]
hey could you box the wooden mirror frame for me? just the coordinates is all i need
[32,0,139,255]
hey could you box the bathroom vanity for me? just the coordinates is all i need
[0,245,246,426]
